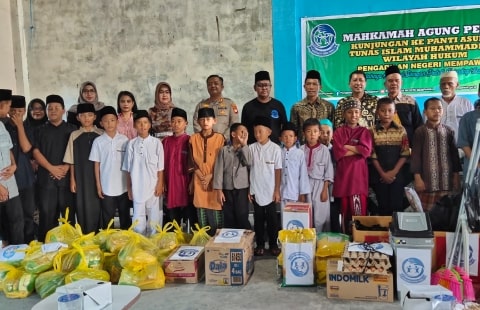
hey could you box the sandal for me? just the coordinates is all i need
[270,247,281,256]
[254,247,265,256]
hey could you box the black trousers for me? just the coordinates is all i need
[38,185,73,242]
[19,187,35,243]
[0,196,24,244]
[101,192,131,230]
[253,200,278,249]
[222,188,251,229]
[374,176,405,216]
[330,199,341,233]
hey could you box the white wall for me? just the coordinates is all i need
[14,0,273,128]
[1,0,16,90]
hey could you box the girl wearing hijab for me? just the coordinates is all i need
[67,81,105,127]
[149,82,175,140]
[25,98,48,129]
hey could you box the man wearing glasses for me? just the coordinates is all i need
[290,70,335,144]
[241,71,287,145]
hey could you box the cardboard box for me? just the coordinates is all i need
[205,229,255,286]
[282,237,315,286]
[56,278,112,310]
[352,216,391,243]
[401,284,455,310]
[326,259,394,302]
[164,246,205,283]
[282,202,312,229]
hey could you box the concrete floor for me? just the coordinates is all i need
[1,258,401,310]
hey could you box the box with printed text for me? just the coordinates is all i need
[326,260,394,302]
[164,246,205,283]
[204,229,255,286]
[282,202,312,230]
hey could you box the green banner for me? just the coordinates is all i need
[303,7,480,98]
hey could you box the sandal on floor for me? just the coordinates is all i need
[254,247,265,256]
[270,247,281,256]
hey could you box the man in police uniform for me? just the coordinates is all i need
[193,75,239,141]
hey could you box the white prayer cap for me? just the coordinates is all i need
[440,71,458,80]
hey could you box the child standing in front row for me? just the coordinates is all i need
[249,116,282,256]
[370,97,410,215]
[33,95,76,241]
[64,103,103,234]
[332,99,372,234]
[411,97,461,211]
[122,110,164,236]
[319,119,339,232]
[189,108,225,235]
[213,123,252,229]
[302,118,333,232]
[279,122,310,225]
[89,106,131,229]
[162,107,195,227]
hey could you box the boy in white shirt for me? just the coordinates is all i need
[89,106,131,229]
[249,116,282,256]
[122,110,164,236]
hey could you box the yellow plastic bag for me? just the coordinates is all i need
[118,232,158,270]
[118,262,165,290]
[151,222,178,250]
[189,224,211,246]
[171,220,192,244]
[103,253,122,284]
[3,268,38,298]
[93,219,121,252]
[53,244,104,273]
[315,233,349,284]
[104,223,137,254]
[65,243,110,284]
[22,242,67,274]
[0,262,16,292]
[45,208,81,245]
[34,270,66,299]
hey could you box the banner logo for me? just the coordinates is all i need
[308,24,339,57]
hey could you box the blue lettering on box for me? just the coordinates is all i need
[230,249,244,285]
[209,260,227,273]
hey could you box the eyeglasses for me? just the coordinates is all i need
[158,90,170,94]
[30,107,44,112]
[82,89,96,94]
[256,83,272,88]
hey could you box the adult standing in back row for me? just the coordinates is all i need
[193,75,239,141]
[290,70,335,144]
[384,65,423,146]
[67,81,105,128]
[242,71,287,144]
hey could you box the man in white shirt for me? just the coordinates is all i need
[440,70,473,141]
